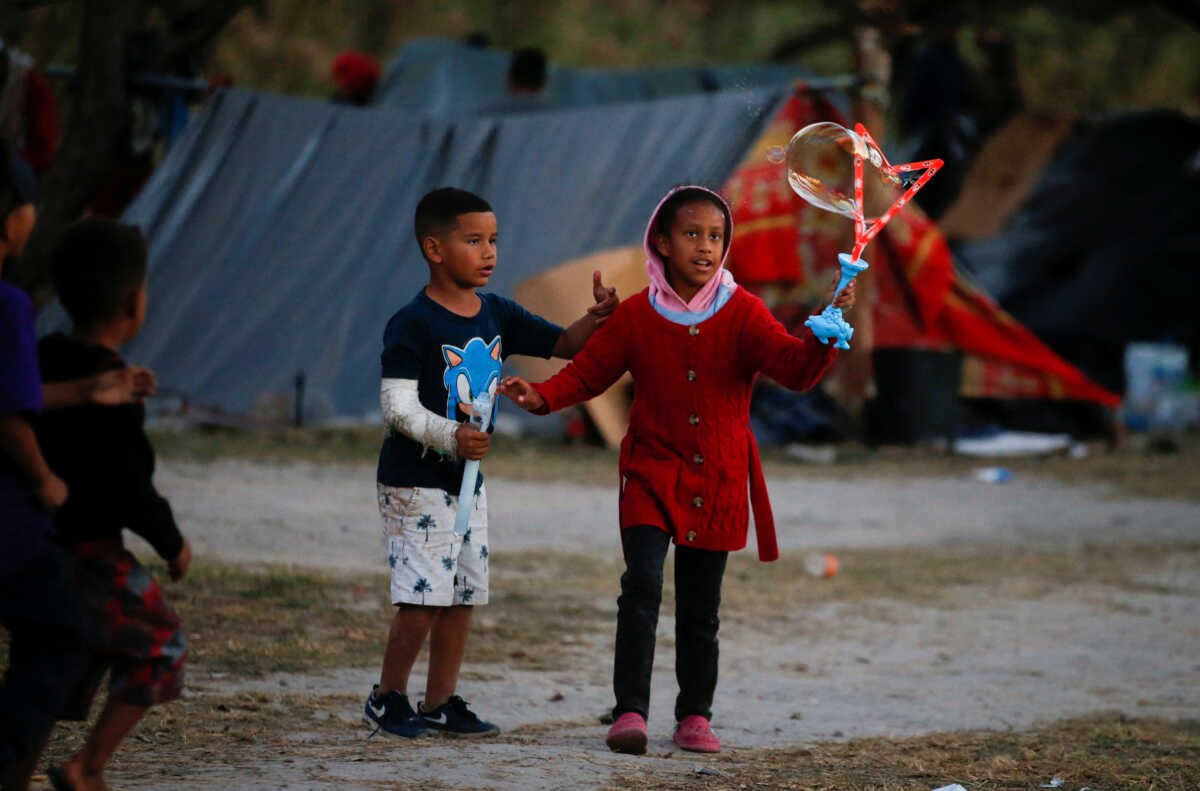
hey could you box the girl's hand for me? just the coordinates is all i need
[498,376,546,413]
[826,276,857,309]
[587,270,619,324]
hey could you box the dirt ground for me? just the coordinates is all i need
[31,441,1200,790]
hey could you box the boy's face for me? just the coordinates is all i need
[654,200,726,295]
[423,211,498,290]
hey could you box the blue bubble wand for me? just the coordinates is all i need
[453,390,493,536]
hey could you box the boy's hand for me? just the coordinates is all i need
[587,270,619,324]
[35,472,68,512]
[826,275,857,309]
[498,376,546,413]
[455,424,490,460]
[88,366,159,405]
[169,538,192,581]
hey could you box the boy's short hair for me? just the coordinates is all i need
[414,188,493,252]
[51,219,148,327]
[655,187,731,240]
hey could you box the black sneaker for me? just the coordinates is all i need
[420,695,500,737]
[363,685,428,738]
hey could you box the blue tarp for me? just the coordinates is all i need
[378,38,826,117]
[42,86,791,419]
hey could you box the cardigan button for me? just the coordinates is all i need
[689,325,700,336]
[688,414,700,426]
[686,530,697,542]
[687,369,696,381]
[692,496,704,508]
[693,453,704,465]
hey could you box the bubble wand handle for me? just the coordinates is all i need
[805,254,869,350]
[453,390,493,536]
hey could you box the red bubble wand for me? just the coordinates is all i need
[785,122,942,349]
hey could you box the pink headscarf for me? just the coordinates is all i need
[644,185,737,314]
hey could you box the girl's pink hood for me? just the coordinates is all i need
[644,185,737,314]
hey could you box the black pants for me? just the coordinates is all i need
[0,543,90,780]
[613,524,728,723]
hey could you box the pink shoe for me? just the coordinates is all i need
[673,714,721,753]
[605,712,648,755]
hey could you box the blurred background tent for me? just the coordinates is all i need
[33,33,1183,447]
[38,81,797,424]
[376,38,822,116]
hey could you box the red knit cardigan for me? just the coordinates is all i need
[532,287,837,561]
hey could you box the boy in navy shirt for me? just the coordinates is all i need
[366,187,616,738]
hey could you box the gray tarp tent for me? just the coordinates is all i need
[43,86,792,419]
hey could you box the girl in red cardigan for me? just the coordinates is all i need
[499,186,855,755]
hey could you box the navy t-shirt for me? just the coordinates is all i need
[0,282,54,577]
[376,290,562,493]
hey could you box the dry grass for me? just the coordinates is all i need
[169,540,1199,677]
[37,694,1200,791]
[7,541,1186,681]
[606,714,1200,790]
[148,427,1200,500]
[143,551,623,677]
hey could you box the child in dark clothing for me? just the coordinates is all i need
[35,218,190,791]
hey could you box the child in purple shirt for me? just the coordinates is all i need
[0,141,90,791]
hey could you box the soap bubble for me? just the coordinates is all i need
[783,122,904,222]
[766,145,786,164]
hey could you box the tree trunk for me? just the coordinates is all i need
[12,0,143,308]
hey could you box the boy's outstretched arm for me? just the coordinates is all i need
[551,270,618,358]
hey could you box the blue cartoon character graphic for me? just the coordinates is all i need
[441,335,501,426]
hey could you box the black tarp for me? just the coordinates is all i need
[955,110,1200,395]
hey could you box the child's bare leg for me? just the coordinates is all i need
[59,699,146,791]
[423,604,473,708]
[379,604,436,695]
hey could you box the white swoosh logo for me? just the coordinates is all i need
[369,703,387,719]
[425,712,447,724]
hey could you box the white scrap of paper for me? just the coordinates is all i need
[1040,780,1064,789]
[931,785,968,791]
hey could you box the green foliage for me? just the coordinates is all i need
[200,0,1200,115]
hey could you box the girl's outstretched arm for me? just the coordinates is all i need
[503,302,630,414]
[743,275,856,391]
[497,376,545,413]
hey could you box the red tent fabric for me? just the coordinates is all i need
[723,88,1119,408]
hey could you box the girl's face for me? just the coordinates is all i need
[654,200,726,300]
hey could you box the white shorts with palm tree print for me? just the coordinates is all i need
[377,483,490,607]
